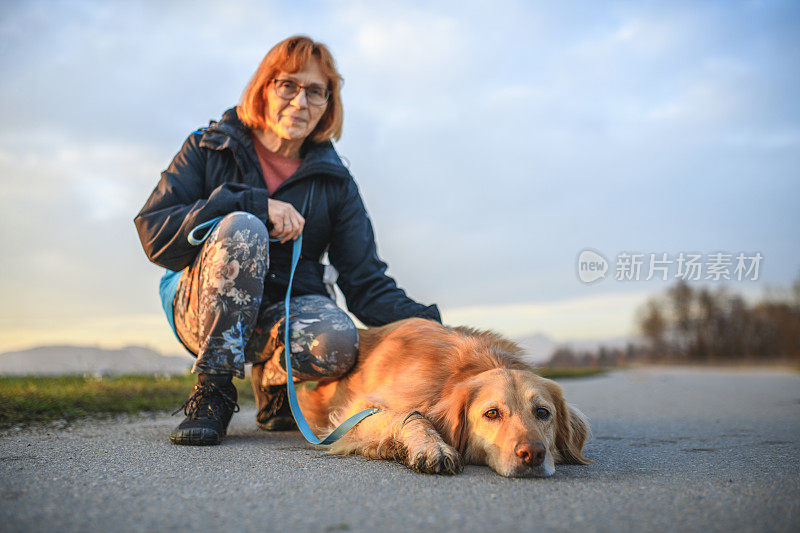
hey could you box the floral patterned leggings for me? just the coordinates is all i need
[173,211,358,382]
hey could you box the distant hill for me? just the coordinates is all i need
[513,333,558,364]
[0,345,193,376]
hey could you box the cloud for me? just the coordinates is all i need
[0,131,164,221]
[0,131,169,332]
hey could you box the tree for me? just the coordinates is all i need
[639,298,666,359]
[668,281,694,358]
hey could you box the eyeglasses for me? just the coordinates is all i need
[271,79,329,106]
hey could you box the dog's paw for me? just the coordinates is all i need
[403,440,463,475]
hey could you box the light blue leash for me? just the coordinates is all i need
[188,216,378,444]
[187,216,224,245]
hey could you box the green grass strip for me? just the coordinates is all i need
[535,367,607,380]
[0,374,255,429]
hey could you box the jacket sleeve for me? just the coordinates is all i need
[133,132,271,271]
[328,179,441,326]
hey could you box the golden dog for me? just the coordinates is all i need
[292,318,591,477]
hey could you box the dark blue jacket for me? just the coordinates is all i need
[134,107,441,327]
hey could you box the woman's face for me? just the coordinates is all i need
[264,58,329,143]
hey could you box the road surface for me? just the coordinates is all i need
[1,367,798,532]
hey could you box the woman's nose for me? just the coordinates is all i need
[290,89,309,108]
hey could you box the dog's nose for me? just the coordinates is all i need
[515,441,546,466]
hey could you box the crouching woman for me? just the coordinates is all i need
[134,35,440,445]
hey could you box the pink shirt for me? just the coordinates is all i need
[251,132,302,194]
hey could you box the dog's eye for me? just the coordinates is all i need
[535,407,550,420]
[484,409,500,420]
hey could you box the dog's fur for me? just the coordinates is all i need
[290,318,591,477]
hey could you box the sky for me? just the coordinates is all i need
[0,0,798,356]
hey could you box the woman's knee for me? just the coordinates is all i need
[308,319,359,379]
[286,299,359,381]
[201,211,269,272]
[189,211,270,299]
[215,211,269,240]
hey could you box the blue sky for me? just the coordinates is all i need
[1,0,798,355]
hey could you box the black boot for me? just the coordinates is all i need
[170,373,240,445]
[251,363,298,431]
[255,385,298,431]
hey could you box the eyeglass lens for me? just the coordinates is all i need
[274,80,328,105]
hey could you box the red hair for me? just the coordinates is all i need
[238,35,343,143]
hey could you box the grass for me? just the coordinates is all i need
[0,374,255,430]
[535,367,607,380]
[0,368,605,429]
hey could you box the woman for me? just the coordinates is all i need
[134,36,440,446]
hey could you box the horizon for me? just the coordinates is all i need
[1,278,789,361]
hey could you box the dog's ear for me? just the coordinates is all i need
[547,381,592,464]
[432,382,473,455]
[560,403,592,464]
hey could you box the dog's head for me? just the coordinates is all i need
[437,369,591,478]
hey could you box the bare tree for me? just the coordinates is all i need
[639,298,666,359]
[635,276,800,363]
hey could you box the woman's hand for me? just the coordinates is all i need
[267,198,305,243]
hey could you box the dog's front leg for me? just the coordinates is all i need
[396,411,463,475]
[326,409,462,475]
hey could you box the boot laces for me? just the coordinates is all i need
[173,382,240,419]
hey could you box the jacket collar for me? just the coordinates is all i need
[200,107,351,181]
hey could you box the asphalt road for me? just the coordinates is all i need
[1,367,798,532]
